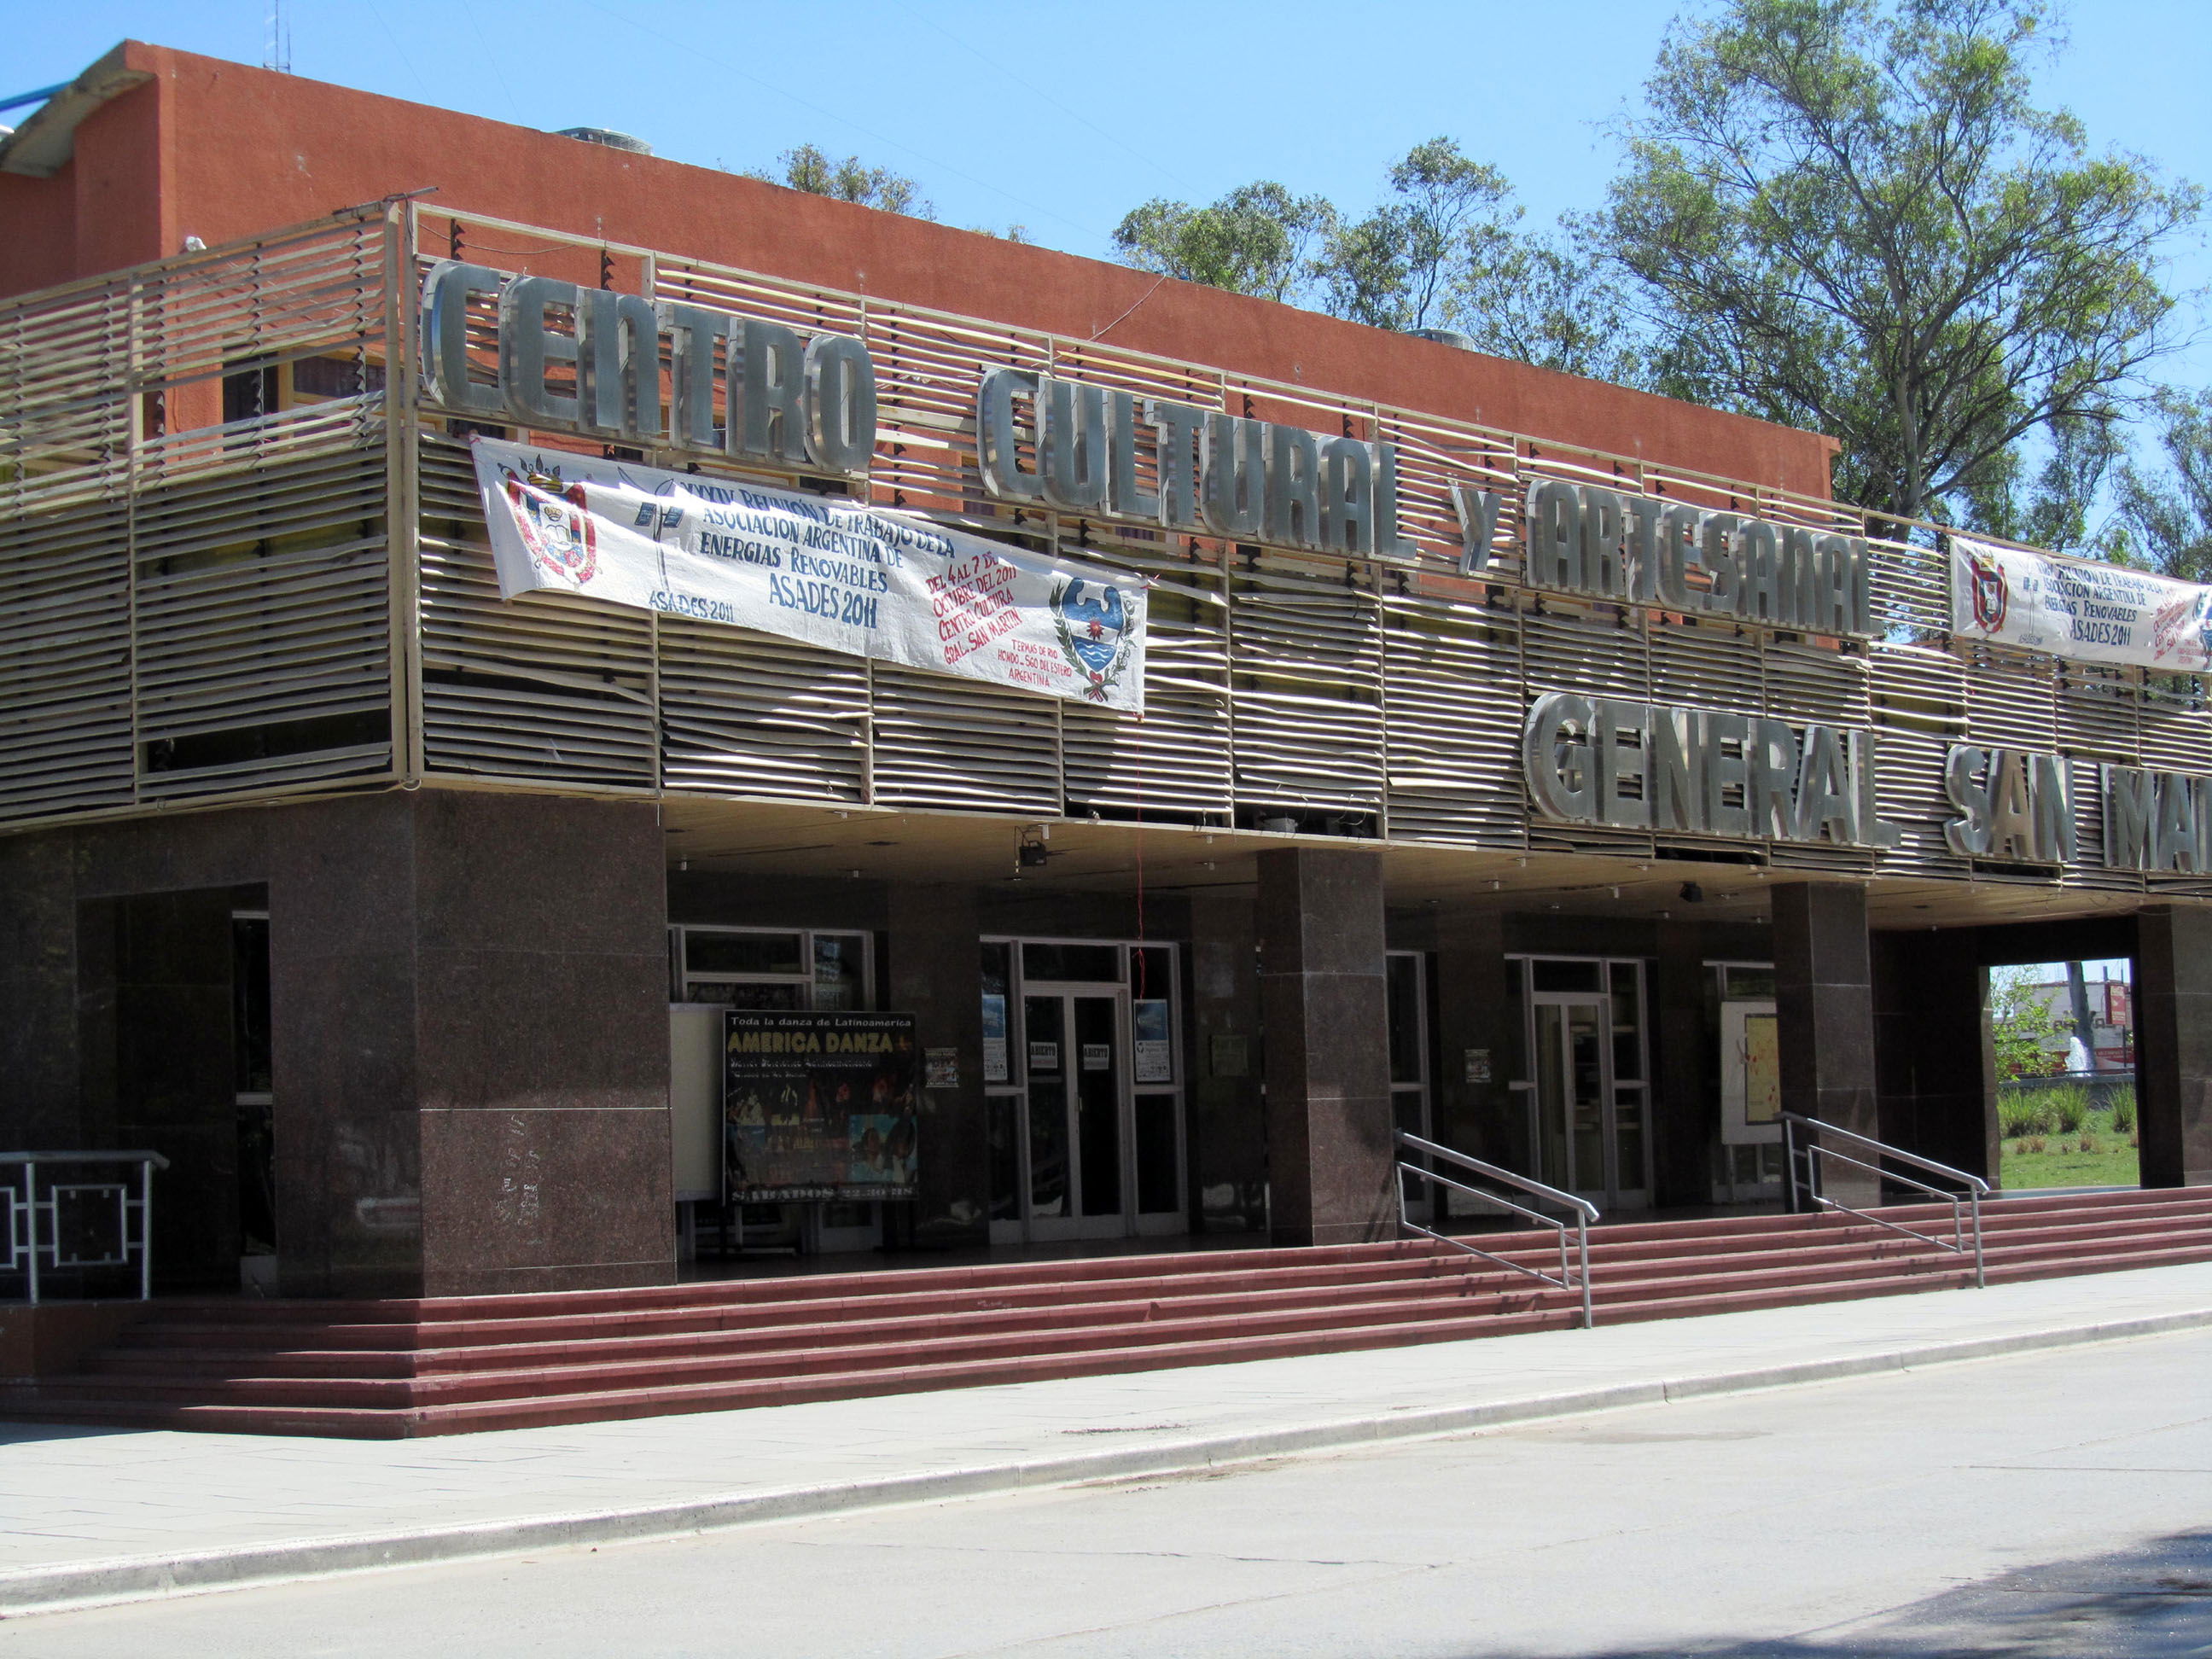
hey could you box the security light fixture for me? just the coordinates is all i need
[1679,882,1704,903]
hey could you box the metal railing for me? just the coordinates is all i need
[1,1151,170,1303]
[1394,1131,1599,1328]
[1780,1114,1988,1289]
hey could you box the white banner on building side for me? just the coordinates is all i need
[1952,534,2212,674]
[469,437,1146,712]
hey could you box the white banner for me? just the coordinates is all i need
[1952,534,2212,674]
[469,437,1146,712]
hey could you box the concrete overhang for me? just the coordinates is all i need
[0,44,153,178]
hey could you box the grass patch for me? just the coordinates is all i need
[2000,1105,2140,1190]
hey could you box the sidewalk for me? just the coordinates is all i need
[5,1261,2212,1616]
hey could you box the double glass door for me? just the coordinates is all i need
[986,938,1186,1244]
[1021,988,1131,1238]
[1524,959,1650,1209]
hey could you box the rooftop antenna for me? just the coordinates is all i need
[265,0,293,73]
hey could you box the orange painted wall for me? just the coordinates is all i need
[5,41,1840,498]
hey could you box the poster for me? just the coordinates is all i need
[1133,998,1173,1084]
[723,1010,918,1202]
[1720,1001,1781,1144]
[1952,534,2212,674]
[471,435,1146,710]
[981,993,1010,1083]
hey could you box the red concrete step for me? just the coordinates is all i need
[14,1188,2211,1439]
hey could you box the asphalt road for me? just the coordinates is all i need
[4,1328,2209,1657]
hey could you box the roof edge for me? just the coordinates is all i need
[0,43,153,178]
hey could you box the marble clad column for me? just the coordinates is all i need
[1188,894,1266,1233]
[1871,931,1996,1183]
[2133,905,2212,1188]
[1652,919,1714,1208]
[1433,908,1514,1167]
[1772,882,1880,1209]
[1257,847,1394,1247]
[887,883,990,1245]
[270,791,675,1297]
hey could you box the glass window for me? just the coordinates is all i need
[1610,961,1644,1082]
[1387,954,1426,1086]
[1023,941,1121,984]
[1134,1094,1179,1214]
[812,933,867,1010]
[1724,964,1777,999]
[1532,958,1604,993]
[1130,944,1172,1004]
[691,981,805,1010]
[686,931,804,977]
[231,915,272,1097]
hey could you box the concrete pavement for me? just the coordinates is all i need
[5,1314,2211,1655]
[3,1260,2211,1618]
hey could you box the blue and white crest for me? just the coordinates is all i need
[1051,576,1134,698]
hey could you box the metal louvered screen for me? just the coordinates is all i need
[0,212,400,819]
[10,203,2212,911]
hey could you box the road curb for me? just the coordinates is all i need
[5,1304,2209,1618]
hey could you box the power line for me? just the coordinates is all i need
[568,0,1108,245]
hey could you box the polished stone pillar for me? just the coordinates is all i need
[1871,931,1995,1183]
[270,791,676,1297]
[1256,847,1394,1246]
[1188,894,1266,1232]
[1772,882,1879,1208]
[1652,919,1714,1208]
[887,883,990,1245]
[1433,908,1515,1167]
[2133,905,2212,1189]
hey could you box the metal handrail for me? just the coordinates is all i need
[1778,1114,1988,1289]
[1,1150,170,1303]
[1394,1131,1598,1328]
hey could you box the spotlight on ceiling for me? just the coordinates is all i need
[1679,881,1704,903]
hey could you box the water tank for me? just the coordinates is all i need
[555,126,653,156]
[1409,328,1480,352]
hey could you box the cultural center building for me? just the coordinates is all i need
[4,42,2209,1317]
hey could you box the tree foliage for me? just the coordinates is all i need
[1318,138,1514,333]
[2104,388,2212,579]
[1602,0,2198,527]
[1110,183,1336,303]
[1989,966,2066,1079]
[1447,218,1647,386]
[754,144,935,219]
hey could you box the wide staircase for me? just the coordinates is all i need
[7,1187,2210,1440]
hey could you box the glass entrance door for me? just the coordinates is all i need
[1022,988,1132,1240]
[1530,986,1650,1209]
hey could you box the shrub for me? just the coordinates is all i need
[2109,1086,2138,1132]
[2046,1085,2090,1136]
[2078,1134,2098,1153]
[2000,1095,2054,1138]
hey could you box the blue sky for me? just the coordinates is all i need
[7,2,2206,389]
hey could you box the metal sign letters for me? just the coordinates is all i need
[1468,479,1876,638]
[1522,694,1899,847]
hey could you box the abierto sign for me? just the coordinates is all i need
[470,437,1147,711]
[1953,534,2212,674]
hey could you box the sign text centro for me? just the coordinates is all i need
[418,263,1427,562]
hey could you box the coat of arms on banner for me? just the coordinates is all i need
[498,456,599,584]
[1960,541,2007,632]
[1051,576,1135,701]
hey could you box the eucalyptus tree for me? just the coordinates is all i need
[1602,0,2198,527]
[2105,389,2212,579]
[1318,137,1515,333]
[755,144,935,219]
[1109,183,1337,303]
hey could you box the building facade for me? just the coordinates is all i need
[3,44,2209,1302]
